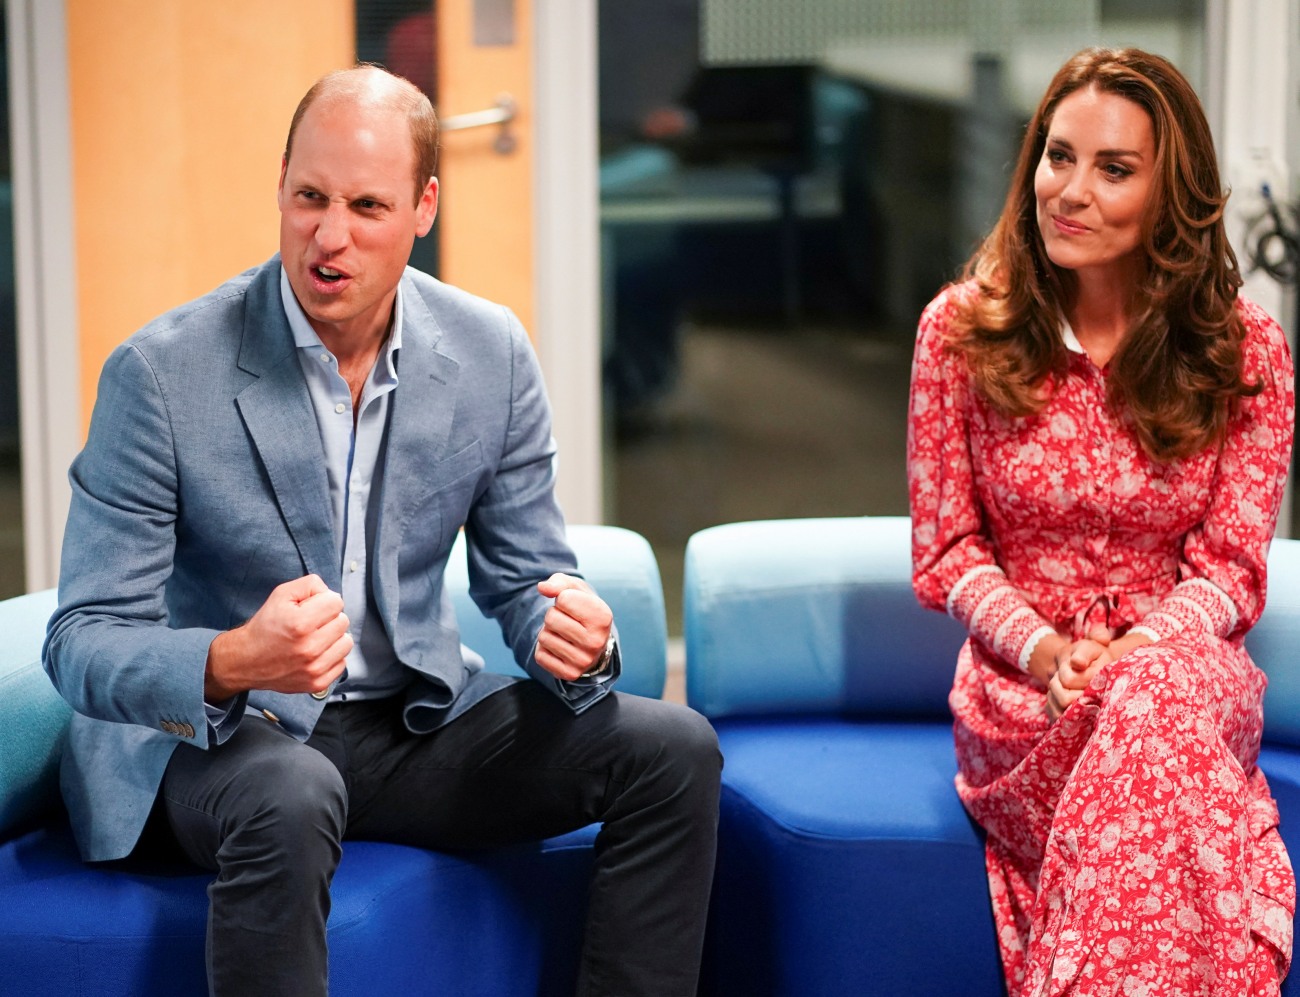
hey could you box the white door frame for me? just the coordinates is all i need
[8,0,79,592]
[533,0,604,525]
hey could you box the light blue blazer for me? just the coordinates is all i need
[43,257,614,862]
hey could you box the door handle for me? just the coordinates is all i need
[441,94,517,154]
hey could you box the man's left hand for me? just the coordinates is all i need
[535,574,613,681]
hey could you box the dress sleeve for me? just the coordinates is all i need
[1132,300,1295,643]
[908,288,1056,671]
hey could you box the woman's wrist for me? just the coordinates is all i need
[1027,632,1066,685]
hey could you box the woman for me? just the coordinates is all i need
[908,48,1295,996]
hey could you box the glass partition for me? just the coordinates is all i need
[599,0,1207,633]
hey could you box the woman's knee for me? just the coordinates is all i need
[1099,641,1203,710]
[1093,638,1263,760]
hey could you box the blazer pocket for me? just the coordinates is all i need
[396,440,485,540]
[433,440,484,490]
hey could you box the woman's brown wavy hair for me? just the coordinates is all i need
[948,47,1258,461]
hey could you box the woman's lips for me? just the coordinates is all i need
[1052,215,1090,236]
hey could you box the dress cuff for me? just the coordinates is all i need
[1018,626,1057,674]
[1136,577,1237,641]
[947,564,1052,670]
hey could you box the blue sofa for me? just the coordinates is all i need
[685,516,1300,997]
[0,525,667,997]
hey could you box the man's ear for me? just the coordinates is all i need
[276,155,289,209]
[416,177,439,237]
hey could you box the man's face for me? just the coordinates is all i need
[277,98,438,348]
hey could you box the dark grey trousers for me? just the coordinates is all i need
[157,682,722,997]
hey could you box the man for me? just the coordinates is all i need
[43,66,721,997]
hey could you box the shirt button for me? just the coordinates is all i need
[319,352,330,363]
[334,402,346,414]
[350,560,359,572]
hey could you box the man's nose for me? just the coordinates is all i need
[314,203,350,254]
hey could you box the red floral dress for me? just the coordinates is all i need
[908,282,1296,996]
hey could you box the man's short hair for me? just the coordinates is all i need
[284,64,439,206]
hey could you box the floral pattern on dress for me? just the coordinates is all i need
[908,282,1296,996]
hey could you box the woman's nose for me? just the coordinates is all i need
[1060,168,1092,207]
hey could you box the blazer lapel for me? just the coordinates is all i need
[233,263,339,587]
[371,278,461,626]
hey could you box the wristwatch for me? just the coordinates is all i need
[580,631,617,679]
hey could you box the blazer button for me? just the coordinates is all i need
[160,720,176,734]
[311,689,329,700]
[180,722,195,739]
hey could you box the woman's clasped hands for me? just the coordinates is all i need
[1039,628,1154,721]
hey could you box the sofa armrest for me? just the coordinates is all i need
[1247,537,1300,747]
[684,517,966,720]
[445,525,668,700]
[0,589,68,839]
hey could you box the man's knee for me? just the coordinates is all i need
[164,731,346,876]
[235,744,347,844]
[610,695,722,796]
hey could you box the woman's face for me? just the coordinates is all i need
[1034,86,1156,284]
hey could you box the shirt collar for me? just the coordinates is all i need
[279,266,403,378]
[1060,316,1086,355]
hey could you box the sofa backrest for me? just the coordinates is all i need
[1247,535,1300,747]
[684,517,966,720]
[0,525,667,842]
[442,524,668,699]
[685,517,1300,737]
[0,589,68,840]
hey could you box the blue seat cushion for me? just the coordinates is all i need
[1257,745,1300,997]
[701,718,1004,997]
[0,821,598,997]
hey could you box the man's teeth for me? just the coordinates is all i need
[317,267,341,280]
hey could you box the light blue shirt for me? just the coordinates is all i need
[281,268,409,701]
